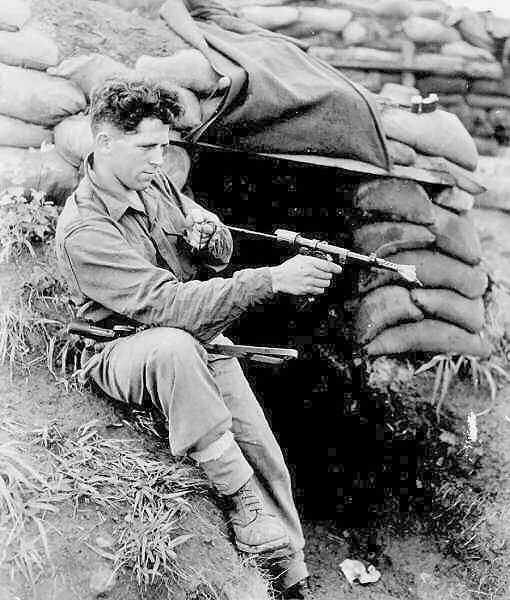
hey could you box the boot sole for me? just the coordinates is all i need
[235,535,290,555]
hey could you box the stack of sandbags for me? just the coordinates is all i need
[230,0,509,153]
[351,178,491,358]
[375,86,484,194]
[0,0,204,197]
[412,74,510,156]
[0,0,87,200]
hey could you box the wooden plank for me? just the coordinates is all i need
[309,47,504,80]
[195,143,463,188]
[256,152,456,186]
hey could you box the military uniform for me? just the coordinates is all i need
[55,155,308,588]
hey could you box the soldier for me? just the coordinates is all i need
[55,78,342,599]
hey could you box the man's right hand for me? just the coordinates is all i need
[269,255,343,296]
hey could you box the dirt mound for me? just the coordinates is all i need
[30,0,188,65]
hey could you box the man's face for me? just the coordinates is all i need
[99,118,171,191]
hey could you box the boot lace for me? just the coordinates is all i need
[238,485,264,515]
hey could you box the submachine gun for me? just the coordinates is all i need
[226,226,422,286]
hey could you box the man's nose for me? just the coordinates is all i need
[148,146,164,167]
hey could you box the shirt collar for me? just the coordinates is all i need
[84,153,146,222]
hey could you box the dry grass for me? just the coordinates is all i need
[432,480,510,600]
[27,420,210,590]
[0,422,58,583]
[414,354,510,419]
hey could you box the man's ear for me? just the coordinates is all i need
[95,131,113,155]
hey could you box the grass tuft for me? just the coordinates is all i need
[28,421,208,590]
[0,429,57,583]
[414,355,510,419]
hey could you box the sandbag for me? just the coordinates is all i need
[437,94,465,108]
[430,204,482,265]
[169,86,202,130]
[403,17,460,45]
[411,1,449,20]
[464,61,503,81]
[355,285,424,344]
[380,106,478,171]
[473,137,500,157]
[411,288,484,333]
[135,49,218,96]
[380,83,419,104]
[413,155,485,196]
[441,41,494,62]
[163,142,191,190]
[416,75,469,96]
[470,78,510,97]
[0,114,52,149]
[365,320,492,357]
[47,54,134,99]
[374,0,413,19]
[470,108,494,139]
[0,146,79,204]
[387,139,416,166]
[54,114,93,168]
[342,20,368,46]
[298,32,341,48]
[0,28,58,70]
[446,102,474,133]
[237,6,299,31]
[286,8,352,36]
[484,13,510,40]
[355,178,434,225]
[455,11,494,53]
[0,0,30,32]
[467,94,510,111]
[359,249,488,299]
[353,222,435,257]
[432,187,474,213]
[310,46,400,65]
[380,73,402,86]
[0,63,86,127]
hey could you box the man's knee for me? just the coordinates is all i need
[143,327,207,365]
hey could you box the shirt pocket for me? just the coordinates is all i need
[160,222,198,282]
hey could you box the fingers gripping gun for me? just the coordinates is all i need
[227,226,422,285]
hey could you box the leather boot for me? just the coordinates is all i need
[279,579,313,599]
[228,477,289,554]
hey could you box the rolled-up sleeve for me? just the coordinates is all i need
[63,221,275,343]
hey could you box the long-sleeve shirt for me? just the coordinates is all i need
[55,155,275,343]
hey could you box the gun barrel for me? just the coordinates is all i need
[227,226,421,285]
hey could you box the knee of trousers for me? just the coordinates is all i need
[144,327,208,366]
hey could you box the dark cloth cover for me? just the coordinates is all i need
[161,0,391,170]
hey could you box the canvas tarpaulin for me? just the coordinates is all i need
[160,0,391,171]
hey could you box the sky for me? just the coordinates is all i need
[445,0,510,18]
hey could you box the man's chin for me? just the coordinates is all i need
[134,176,154,190]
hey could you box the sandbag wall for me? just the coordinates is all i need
[350,177,491,358]
[0,0,197,201]
[0,1,86,200]
[225,0,510,157]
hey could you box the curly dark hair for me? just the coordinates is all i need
[90,78,183,134]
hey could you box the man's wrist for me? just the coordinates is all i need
[269,266,282,294]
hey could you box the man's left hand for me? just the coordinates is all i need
[184,208,221,252]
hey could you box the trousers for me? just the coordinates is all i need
[81,326,307,589]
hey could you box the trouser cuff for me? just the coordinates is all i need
[197,436,253,496]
